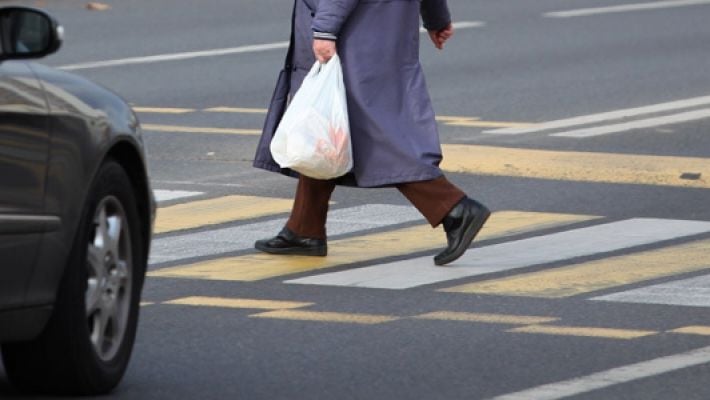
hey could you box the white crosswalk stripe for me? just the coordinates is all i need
[286,219,710,289]
[153,189,204,203]
[593,273,710,308]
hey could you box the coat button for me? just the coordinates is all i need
[310,12,315,17]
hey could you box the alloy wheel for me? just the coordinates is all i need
[85,195,133,362]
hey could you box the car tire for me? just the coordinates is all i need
[1,159,146,395]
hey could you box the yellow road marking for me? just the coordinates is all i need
[154,195,293,234]
[436,116,535,129]
[149,211,595,281]
[142,124,261,135]
[164,296,313,310]
[204,107,268,114]
[441,145,710,189]
[509,325,658,340]
[133,107,195,114]
[413,311,559,325]
[443,239,710,298]
[250,309,399,324]
[669,326,710,336]
[140,301,155,307]
[150,296,681,338]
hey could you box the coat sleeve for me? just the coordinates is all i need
[420,0,451,31]
[311,0,360,39]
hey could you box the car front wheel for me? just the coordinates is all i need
[2,159,146,395]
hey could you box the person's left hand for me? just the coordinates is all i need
[313,39,336,63]
[428,23,454,50]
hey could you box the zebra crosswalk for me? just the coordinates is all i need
[150,210,593,281]
[483,94,710,138]
[148,190,710,309]
[288,219,710,289]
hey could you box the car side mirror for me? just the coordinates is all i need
[0,7,63,61]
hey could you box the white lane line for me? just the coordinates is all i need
[153,189,204,203]
[58,42,290,71]
[593,273,710,308]
[419,21,486,33]
[484,95,710,135]
[488,345,710,400]
[452,21,486,29]
[552,108,710,137]
[545,0,710,18]
[286,219,710,289]
[59,21,483,71]
[132,107,195,114]
[149,204,422,265]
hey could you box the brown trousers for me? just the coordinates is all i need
[286,175,465,239]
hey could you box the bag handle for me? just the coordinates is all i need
[284,0,297,70]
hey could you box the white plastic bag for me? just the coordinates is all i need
[270,54,353,180]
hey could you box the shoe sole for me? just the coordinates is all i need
[254,242,327,257]
[434,207,491,266]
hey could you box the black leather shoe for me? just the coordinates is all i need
[434,197,490,266]
[254,227,327,256]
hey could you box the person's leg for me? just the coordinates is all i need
[397,176,466,227]
[397,176,490,266]
[255,175,335,256]
[286,175,336,239]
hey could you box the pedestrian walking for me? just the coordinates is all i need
[253,0,490,265]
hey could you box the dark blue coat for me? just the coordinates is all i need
[254,0,452,187]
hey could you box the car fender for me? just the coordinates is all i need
[21,63,153,313]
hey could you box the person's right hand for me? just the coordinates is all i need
[313,39,337,63]
[428,23,454,50]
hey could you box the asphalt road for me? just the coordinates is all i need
[2,0,710,399]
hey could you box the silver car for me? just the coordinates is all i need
[0,6,154,395]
